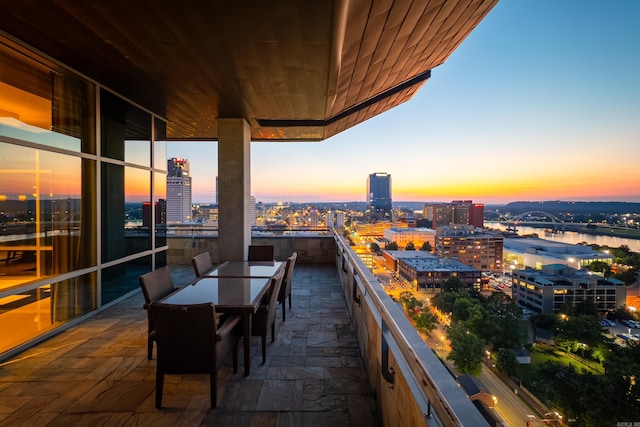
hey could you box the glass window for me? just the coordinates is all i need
[101,255,151,305]
[0,143,96,291]
[0,272,97,355]
[154,119,167,171]
[101,164,150,262]
[100,90,150,166]
[154,172,167,248]
[0,43,95,153]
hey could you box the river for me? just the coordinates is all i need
[486,221,640,253]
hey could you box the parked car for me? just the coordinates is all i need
[600,318,615,327]
[622,319,640,328]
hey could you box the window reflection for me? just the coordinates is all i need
[154,120,167,171]
[0,272,96,355]
[154,172,167,247]
[0,43,94,153]
[102,256,151,305]
[101,165,151,262]
[0,143,96,291]
[100,90,150,165]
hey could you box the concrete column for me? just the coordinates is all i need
[218,118,251,261]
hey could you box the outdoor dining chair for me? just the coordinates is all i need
[192,251,214,277]
[250,270,284,363]
[248,245,274,261]
[149,302,241,409]
[138,267,178,360]
[278,252,298,321]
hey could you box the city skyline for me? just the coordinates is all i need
[168,0,640,205]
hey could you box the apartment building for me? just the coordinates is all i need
[435,225,503,272]
[383,227,436,250]
[512,264,626,313]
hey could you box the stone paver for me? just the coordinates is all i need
[0,264,380,427]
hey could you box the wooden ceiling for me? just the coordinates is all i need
[0,0,498,141]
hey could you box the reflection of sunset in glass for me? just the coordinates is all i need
[154,172,166,201]
[125,167,150,203]
[0,143,82,200]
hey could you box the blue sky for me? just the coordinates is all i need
[168,0,640,205]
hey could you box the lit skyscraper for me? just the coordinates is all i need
[250,196,256,227]
[166,157,192,223]
[366,172,392,222]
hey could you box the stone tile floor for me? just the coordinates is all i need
[0,264,379,427]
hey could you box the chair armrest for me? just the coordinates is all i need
[216,314,242,340]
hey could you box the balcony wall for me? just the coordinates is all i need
[166,234,336,265]
[167,232,488,426]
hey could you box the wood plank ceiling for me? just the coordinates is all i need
[0,0,499,141]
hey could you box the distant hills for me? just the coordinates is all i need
[257,200,640,216]
[485,201,640,215]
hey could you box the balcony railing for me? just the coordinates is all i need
[167,230,489,426]
[331,230,488,427]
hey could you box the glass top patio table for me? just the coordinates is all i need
[162,276,272,309]
[205,260,284,278]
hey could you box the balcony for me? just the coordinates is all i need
[0,231,488,426]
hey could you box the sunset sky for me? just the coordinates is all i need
[168,0,640,205]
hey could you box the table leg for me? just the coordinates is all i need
[243,312,251,376]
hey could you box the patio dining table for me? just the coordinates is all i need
[204,260,284,278]
[162,261,284,376]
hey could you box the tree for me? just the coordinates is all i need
[613,267,638,285]
[529,312,557,331]
[446,324,484,376]
[420,241,432,252]
[432,289,466,314]
[405,241,416,251]
[398,291,422,312]
[555,314,605,357]
[484,292,523,348]
[387,241,399,250]
[369,242,380,253]
[452,296,477,323]
[441,276,465,292]
[413,310,438,333]
[587,260,611,277]
[495,348,518,377]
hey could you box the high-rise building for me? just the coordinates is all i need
[423,200,484,229]
[468,203,484,228]
[326,211,335,228]
[435,225,503,272]
[366,172,392,222]
[250,196,256,227]
[310,209,320,229]
[335,211,345,229]
[166,157,192,223]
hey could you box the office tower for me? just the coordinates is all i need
[215,176,218,205]
[250,196,256,226]
[326,211,335,228]
[166,157,192,223]
[310,209,320,229]
[469,203,484,228]
[435,225,503,272]
[168,157,189,177]
[335,211,345,228]
[451,200,470,225]
[367,172,392,222]
[424,200,484,229]
[427,203,452,228]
